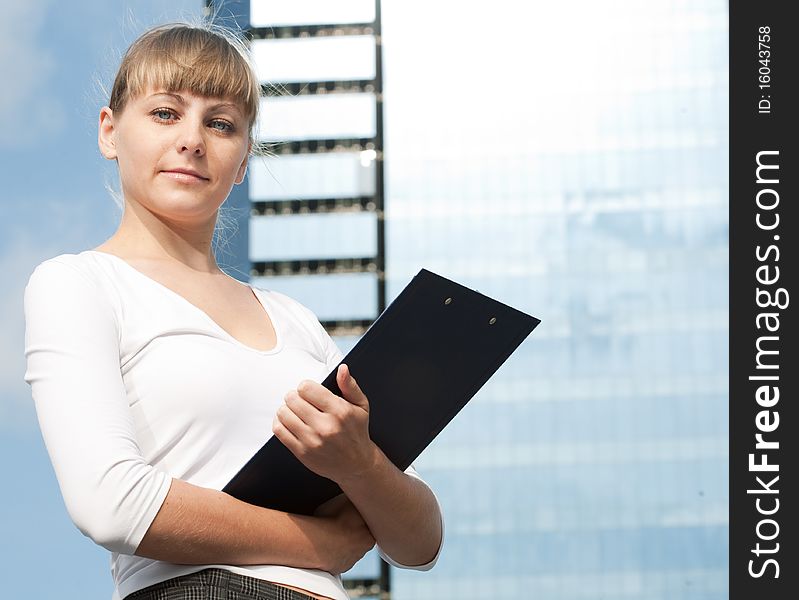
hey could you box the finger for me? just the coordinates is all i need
[284,389,325,428]
[275,402,317,444]
[272,413,302,455]
[296,379,340,412]
[337,363,369,411]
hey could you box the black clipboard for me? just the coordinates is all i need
[223,268,540,515]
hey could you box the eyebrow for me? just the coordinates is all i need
[148,92,243,115]
[150,92,186,104]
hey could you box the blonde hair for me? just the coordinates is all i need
[109,22,260,140]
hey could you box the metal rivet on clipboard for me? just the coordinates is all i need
[444,297,452,305]
[489,317,497,325]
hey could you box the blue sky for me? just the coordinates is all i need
[0,1,203,596]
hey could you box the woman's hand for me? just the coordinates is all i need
[273,365,443,570]
[315,495,376,574]
[273,364,380,484]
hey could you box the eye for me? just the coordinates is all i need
[209,119,234,133]
[151,108,177,122]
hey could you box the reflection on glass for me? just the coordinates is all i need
[250,212,377,261]
[259,93,376,141]
[250,0,375,27]
[252,37,375,83]
[244,1,729,598]
[250,153,375,200]
[252,272,378,322]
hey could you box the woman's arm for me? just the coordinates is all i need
[273,364,444,568]
[23,259,372,574]
[135,478,373,574]
[337,448,443,567]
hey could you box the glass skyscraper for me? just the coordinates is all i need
[237,1,729,598]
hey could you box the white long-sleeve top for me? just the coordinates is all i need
[23,250,442,600]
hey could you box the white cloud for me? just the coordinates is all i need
[0,0,65,148]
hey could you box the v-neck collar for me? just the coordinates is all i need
[84,250,283,355]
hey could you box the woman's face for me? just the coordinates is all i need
[98,87,250,226]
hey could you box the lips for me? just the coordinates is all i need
[161,168,210,181]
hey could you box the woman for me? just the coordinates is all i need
[23,21,443,600]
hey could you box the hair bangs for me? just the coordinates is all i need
[110,24,259,135]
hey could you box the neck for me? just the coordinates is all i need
[107,198,221,273]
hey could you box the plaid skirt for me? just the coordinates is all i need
[123,568,322,600]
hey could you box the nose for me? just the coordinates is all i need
[176,120,206,156]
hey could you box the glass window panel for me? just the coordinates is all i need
[252,272,378,322]
[331,334,361,355]
[259,93,376,141]
[250,212,377,261]
[250,0,375,27]
[249,152,375,200]
[252,37,376,83]
[342,547,381,580]
[242,1,729,598]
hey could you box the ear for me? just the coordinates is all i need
[98,106,118,160]
[234,144,251,185]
